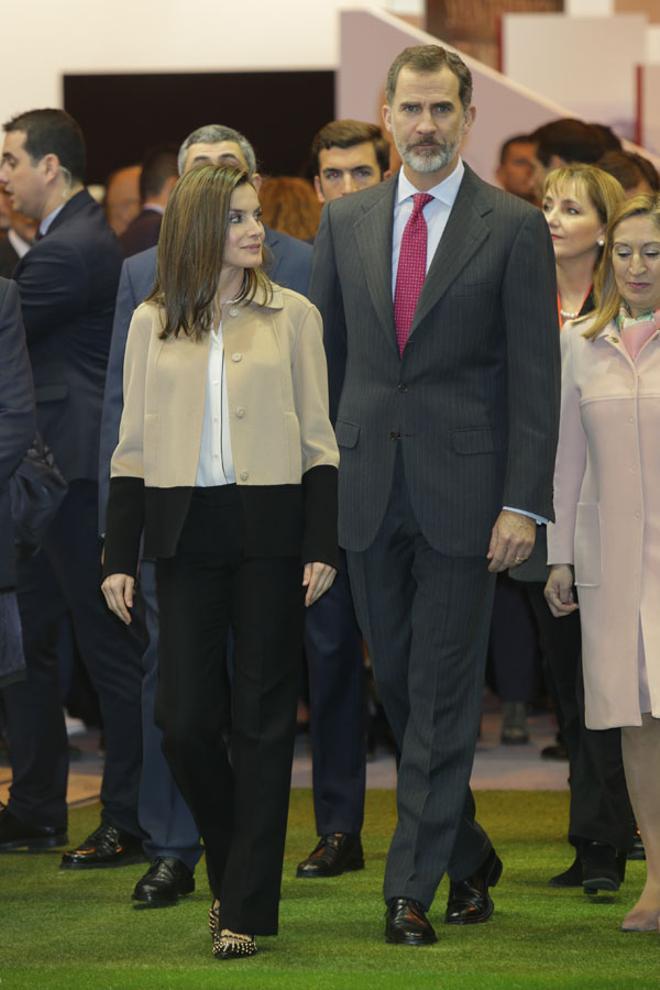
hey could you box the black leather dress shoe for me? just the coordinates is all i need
[445,848,503,925]
[549,853,583,887]
[60,822,144,869]
[0,806,68,852]
[296,833,364,878]
[582,841,626,894]
[385,897,437,946]
[132,857,195,907]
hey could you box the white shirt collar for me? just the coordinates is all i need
[396,157,465,208]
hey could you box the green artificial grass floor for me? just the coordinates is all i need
[1,790,657,990]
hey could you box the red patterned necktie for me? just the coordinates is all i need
[394,192,433,355]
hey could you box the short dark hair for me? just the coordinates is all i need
[531,118,603,168]
[629,151,660,192]
[310,119,390,176]
[588,123,622,153]
[385,45,473,112]
[3,108,85,183]
[498,134,534,166]
[139,145,179,201]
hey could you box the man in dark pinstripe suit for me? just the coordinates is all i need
[310,45,559,945]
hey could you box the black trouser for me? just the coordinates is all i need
[489,573,541,703]
[4,481,145,833]
[305,552,366,837]
[526,583,633,851]
[155,486,304,935]
[347,455,494,909]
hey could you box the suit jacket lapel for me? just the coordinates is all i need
[410,165,491,336]
[353,179,398,352]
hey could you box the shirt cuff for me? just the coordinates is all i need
[503,506,549,526]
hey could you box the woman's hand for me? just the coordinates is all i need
[544,565,579,618]
[101,573,135,624]
[302,562,337,607]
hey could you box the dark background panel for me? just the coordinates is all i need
[63,71,335,184]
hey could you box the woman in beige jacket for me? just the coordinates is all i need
[546,194,660,933]
[101,164,339,959]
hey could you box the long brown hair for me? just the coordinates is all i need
[147,163,272,339]
[586,192,660,339]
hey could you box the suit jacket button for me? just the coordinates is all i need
[397,383,407,392]
[240,470,249,481]
[235,407,246,418]
[389,431,400,440]
[229,307,239,317]
[232,352,243,362]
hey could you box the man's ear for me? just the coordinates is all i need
[383,168,392,181]
[251,172,263,193]
[41,152,61,184]
[463,106,476,135]
[382,103,392,136]
[313,175,325,205]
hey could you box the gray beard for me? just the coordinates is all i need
[398,138,459,175]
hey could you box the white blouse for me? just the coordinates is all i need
[195,323,236,486]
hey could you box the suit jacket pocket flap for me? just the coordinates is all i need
[35,384,69,403]
[335,420,360,449]
[451,427,500,455]
[574,502,601,587]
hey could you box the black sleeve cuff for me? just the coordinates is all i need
[102,476,145,578]
[301,464,338,570]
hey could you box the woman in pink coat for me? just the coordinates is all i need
[545,193,660,933]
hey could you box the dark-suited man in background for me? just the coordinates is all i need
[0,279,35,691]
[310,45,559,945]
[296,118,391,881]
[98,123,313,907]
[0,109,146,865]
[119,145,178,258]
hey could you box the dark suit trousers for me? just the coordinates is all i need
[137,561,202,871]
[304,551,366,836]
[4,481,145,833]
[155,487,304,936]
[489,573,541,703]
[347,455,494,908]
[526,584,632,850]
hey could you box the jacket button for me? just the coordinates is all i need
[240,470,249,481]
[397,383,407,392]
[232,352,243,362]
[389,431,400,440]
[229,307,239,317]
[235,407,246,418]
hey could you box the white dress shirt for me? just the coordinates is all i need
[391,158,465,297]
[195,324,236,486]
[391,159,545,526]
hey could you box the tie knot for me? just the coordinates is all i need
[411,193,433,218]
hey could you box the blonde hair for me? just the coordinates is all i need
[148,163,271,340]
[585,192,660,339]
[543,163,624,227]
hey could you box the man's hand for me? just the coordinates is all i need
[303,562,337,607]
[101,573,135,624]
[486,510,536,573]
[544,564,579,618]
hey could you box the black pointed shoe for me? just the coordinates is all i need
[60,822,144,869]
[296,833,364,878]
[132,857,195,907]
[445,848,503,925]
[582,841,626,894]
[549,853,583,887]
[385,897,437,946]
[0,806,68,852]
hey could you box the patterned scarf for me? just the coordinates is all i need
[616,306,660,361]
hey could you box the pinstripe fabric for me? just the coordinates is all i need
[310,164,559,908]
[310,165,560,557]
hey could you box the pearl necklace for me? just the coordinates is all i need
[559,307,580,320]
